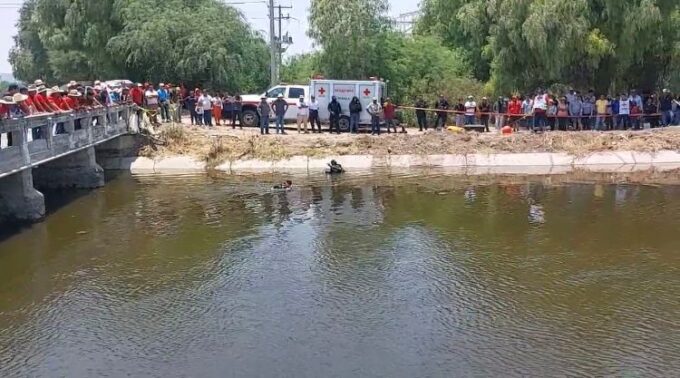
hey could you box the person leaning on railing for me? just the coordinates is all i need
[62,90,83,111]
[0,94,25,119]
[28,80,56,111]
[18,87,37,115]
[47,86,70,113]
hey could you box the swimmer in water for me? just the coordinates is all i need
[272,180,293,190]
[326,160,344,174]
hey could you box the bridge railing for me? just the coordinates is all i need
[0,104,135,178]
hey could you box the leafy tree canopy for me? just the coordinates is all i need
[10,0,270,93]
[416,0,680,94]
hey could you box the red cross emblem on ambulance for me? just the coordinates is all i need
[318,87,326,96]
[363,88,371,97]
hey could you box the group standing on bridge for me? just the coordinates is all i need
[0,79,135,121]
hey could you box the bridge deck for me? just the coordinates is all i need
[0,105,135,179]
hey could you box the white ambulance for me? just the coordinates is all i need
[240,78,387,131]
[310,79,386,130]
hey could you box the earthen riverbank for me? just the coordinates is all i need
[99,125,680,175]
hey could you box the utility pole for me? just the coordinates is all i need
[275,4,292,84]
[268,0,277,87]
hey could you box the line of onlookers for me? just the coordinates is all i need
[420,89,679,132]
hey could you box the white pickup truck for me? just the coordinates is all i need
[240,79,387,131]
[240,85,309,128]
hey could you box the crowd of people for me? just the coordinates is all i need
[0,79,122,120]
[0,80,244,129]
[151,87,244,128]
[2,79,679,137]
[421,88,680,133]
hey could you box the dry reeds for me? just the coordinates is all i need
[140,127,680,162]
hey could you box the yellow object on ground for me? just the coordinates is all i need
[447,126,464,133]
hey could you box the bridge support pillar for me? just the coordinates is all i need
[33,147,105,189]
[0,170,45,222]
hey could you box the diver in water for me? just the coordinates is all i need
[272,180,293,190]
[326,160,344,174]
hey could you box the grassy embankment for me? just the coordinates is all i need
[140,125,680,168]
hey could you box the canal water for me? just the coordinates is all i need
[0,171,678,377]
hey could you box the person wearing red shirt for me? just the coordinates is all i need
[60,92,75,111]
[507,95,522,130]
[62,95,75,110]
[47,87,66,112]
[382,97,405,134]
[66,90,83,110]
[17,88,35,115]
[130,83,144,106]
[28,86,47,113]
[508,96,522,115]
[35,87,58,113]
[129,83,144,128]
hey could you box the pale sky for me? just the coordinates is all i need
[0,0,419,75]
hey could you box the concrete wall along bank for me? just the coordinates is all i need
[99,151,680,175]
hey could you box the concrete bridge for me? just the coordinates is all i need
[0,105,137,223]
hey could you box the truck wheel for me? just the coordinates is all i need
[241,109,259,128]
[339,116,351,133]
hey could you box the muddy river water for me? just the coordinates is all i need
[0,171,679,377]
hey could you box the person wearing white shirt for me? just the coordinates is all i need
[532,91,548,132]
[464,95,477,125]
[618,93,631,129]
[144,84,159,124]
[198,91,213,126]
[296,96,309,133]
[522,96,534,129]
[308,95,320,133]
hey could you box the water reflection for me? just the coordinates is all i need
[0,171,679,377]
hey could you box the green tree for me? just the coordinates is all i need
[387,35,478,103]
[416,0,493,81]
[10,0,270,93]
[109,0,269,92]
[8,0,53,82]
[416,0,680,94]
[308,0,394,79]
[280,53,323,84]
